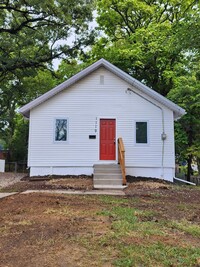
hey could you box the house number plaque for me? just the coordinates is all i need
[95,117,98,133]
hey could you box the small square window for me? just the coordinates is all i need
[136,122,148,144]
[55,119,68,141]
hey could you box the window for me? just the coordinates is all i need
[55,119,68,142]
[136,121,148,144]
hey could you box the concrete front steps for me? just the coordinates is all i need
[93,164,127,190]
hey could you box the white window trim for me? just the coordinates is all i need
[54,118,69,143]
[134,120,149,146]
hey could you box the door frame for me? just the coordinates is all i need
[98,117,118,162]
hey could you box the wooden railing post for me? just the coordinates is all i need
[118,137,126,185]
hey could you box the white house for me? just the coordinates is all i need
[19,59,185,184]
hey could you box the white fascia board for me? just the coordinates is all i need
[18,58,186,119]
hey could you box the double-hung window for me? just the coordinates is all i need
[136,121,148,144]
[54,119,68,142]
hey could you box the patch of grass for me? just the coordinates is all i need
[114,242,200,267]
[98,206,137,223]
[99,195,129,205]
[170,219,200,237]
[135,221,168,237]
[114,258,134,267]
[98,206,138,234]
[95,202,200,266]
[97,206,162,240]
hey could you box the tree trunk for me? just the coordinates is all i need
[186,155,192,181]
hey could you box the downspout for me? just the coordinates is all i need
[126,88,166,178]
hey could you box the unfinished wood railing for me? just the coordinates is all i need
[118,137,126,185]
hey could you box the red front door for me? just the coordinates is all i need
[100,119,116,160]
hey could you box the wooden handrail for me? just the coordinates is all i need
[118,137,126,185]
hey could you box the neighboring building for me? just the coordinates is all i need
[19,59,185,182]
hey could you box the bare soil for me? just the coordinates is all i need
[0,175,200,266]
[0,175,94,192]
[0,172,26,189]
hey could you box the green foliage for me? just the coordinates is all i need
[0,0,95,160]
[168,68,200,176]
[0,0,94,76]
[56,59,91,83]
[89,0,200,96]
[0,69,57,160]
[10,115,29,161]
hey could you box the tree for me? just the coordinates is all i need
[168,68,200,181]
[56,59,91,83]
[0,0,95,160]
[9,114,29,162]
[0,69,57,159]
[87,0,200,96]
[0,0,94,78]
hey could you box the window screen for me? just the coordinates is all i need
[136,122,147,143]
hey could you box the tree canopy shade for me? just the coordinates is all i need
[0,0,94,77]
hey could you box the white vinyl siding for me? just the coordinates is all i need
[28,67,175,177]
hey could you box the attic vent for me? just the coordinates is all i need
[100,75,104,85]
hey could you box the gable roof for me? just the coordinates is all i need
[19,58,185,119]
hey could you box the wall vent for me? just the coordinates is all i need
[100,75,104,85]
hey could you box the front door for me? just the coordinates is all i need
[100,119,116,160]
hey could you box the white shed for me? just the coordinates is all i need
[19,59,185,185]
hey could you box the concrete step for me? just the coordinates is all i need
[94,173,122,180]
[94,179,123,186]
[93,164,123,187]
[94,169,121,174]
[94,185,127,190]
[94,164,120,170]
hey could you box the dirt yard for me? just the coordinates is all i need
[0,177,200,266]
[0,175,94,192]
[0,172,26,189]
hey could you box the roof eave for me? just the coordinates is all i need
[18,58,186,119]
[18,59,107,117]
